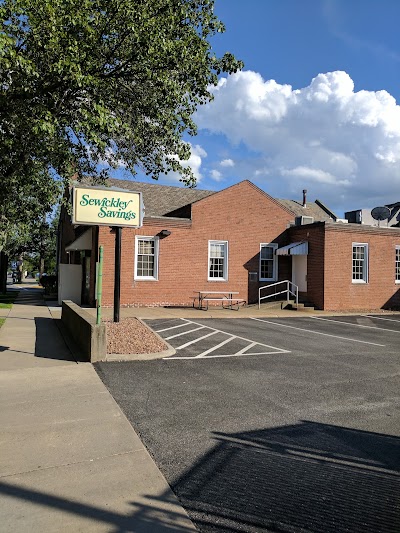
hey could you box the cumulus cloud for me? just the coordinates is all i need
[186,144,207,180]
[160,143,207,184]
[210,169,223,182]
[196,70,400,210]
[220,158,235,167]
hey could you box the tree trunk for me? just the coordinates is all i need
[39,256,45,276]
[0,251,8,294]
[17,253,23,283]
[39,214,46,276]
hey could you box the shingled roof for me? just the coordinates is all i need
[107,178,215,217]
[276,199,337,222]
[79,177,337,221]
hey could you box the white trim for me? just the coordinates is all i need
[352,242,368,284]
[208,240,228,281]
[259,243,278,282]
[134,235,159,281]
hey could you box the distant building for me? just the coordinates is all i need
[345,203,400,227]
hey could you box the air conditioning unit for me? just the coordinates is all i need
[295,216,314,226]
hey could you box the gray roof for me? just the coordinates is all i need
[106,178,214,217]
[276,199,336,222]
[79,177,336,221]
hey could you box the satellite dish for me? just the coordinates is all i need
[371,206,390,221]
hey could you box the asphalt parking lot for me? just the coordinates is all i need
[95,314,400,533]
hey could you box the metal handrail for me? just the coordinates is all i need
[259,280,298,309]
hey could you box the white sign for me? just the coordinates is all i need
[72,186,143,228]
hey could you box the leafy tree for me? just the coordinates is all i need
[0,0,243,192]
[1,207,59,290]
[0,167,60,292]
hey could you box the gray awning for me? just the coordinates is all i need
[276,241,308,256]
[66,228,93,251]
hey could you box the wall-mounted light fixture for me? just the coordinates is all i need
[158,229,172,238]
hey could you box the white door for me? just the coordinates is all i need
[292,255,307,292]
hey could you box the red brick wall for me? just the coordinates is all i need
[98,181,294,307]
[324,225,400,311]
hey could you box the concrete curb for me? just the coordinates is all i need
[105,317,176,362]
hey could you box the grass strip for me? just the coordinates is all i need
[0,318,5,328]
[0,291,19,308]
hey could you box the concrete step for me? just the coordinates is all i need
[284,301,315,312]
[249,300,286,310]
[255,299,316,312]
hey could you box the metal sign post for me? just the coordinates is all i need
[96,245,104,325]
[113,227,122,323]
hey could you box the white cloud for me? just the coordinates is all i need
[196,70,400,210]
[220,158,235,167]
[210,169,223,181]
[280,166,350,186]
[186,144,207,180]
[161,143,207,184]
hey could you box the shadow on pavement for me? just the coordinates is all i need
[0,481,194,532]
[34,317,76,362]
[172,420,400,532]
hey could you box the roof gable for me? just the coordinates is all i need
[192,180,295,216]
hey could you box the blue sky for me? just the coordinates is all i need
[133,0,400,216]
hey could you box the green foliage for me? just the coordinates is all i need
[0,317,5,327]
[0,0,243,191]
[4,207,59,273]
[0,290,18,308]
[0,166,61,253]
[39,274,57,295]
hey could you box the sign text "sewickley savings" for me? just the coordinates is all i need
[79,194,137,221]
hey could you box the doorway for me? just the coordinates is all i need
[292,255,307,292]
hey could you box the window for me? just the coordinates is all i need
[260,243,278,281]
[396,246,400,283]
[135,236,159,280]
[208,241,228,280]
[352,243,368,283]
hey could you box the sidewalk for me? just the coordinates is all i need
[0,281,196,532]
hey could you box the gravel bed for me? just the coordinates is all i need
[105,318,167,354]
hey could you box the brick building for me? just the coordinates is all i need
[58,179,400,311]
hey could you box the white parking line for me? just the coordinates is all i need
[179,319,290,352]
[310,315,400,334]
[235,342,257,355]
[196,336,235,357]
[165,326,205,340]
[176,330,219,349]
[165,351,285,360]
[155,323,191,333]
[250,317,386,347]
[366,315,400,324]
[162,318,291,360]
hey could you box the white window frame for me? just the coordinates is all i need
[396,246,400,284]
[259,243,278,282]
[352,242,368,284]
[208,240,228,281]
[134,236,159,281]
